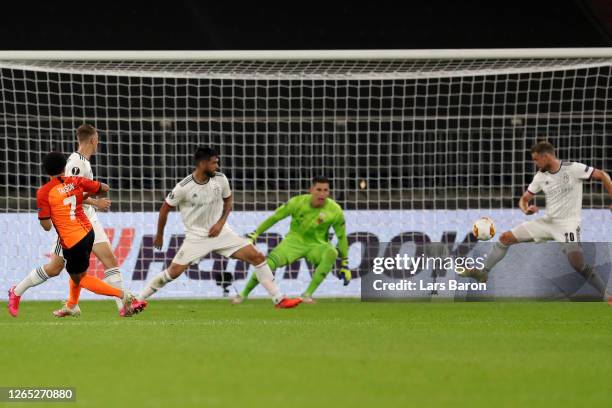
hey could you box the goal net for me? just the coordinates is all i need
[1,50,611,299]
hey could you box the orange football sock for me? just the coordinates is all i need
[67,278,82,308]
[78,275,122,298]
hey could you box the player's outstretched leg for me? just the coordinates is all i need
[461,229,524,282]
[7,286,23,318]
[578,264,610,302]
[234,239,303,305]
[137,263,188,305]
[55,231,131,317]
[93,240,128,315]
[55,278,81,317]
[55,272,139,318]
[53,277,83,317]
[103,267,124,308]
[53,284,82,318]
[234,257,280,304]
[7,256,64,317]
[77,273,137,316]
[235,273,261,303]
[231,245,301,308]
[302,245,338,303]
[565,249,610,303]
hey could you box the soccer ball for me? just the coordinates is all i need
[472,217,495,241]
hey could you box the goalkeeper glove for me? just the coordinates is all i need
[245,231,259,244]
[338,257,351,286]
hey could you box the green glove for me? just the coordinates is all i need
[246,231,259,244]
[338,257,351,286]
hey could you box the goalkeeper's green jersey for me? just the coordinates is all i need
[254,194,349,259]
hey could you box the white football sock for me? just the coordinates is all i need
[14,267,50,296]
[483,242,509,272]
[138,269,174,301]
[254,261,283,304]
[103,267,124,310]
[579,265,607,298]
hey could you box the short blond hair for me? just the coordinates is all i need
[76,123,97,143]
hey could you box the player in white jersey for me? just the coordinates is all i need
[7,124,144,318]
[137,147,302,309]
[462,141,612,304]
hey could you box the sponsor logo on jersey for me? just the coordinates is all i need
[316,212,326,224]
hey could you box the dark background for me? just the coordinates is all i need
[1,1,611,49]
[1,0,611,212]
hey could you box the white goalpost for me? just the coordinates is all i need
[1,49,611,299]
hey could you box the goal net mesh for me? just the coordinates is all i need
[1,55,611,298]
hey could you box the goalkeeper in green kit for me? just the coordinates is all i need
[232,176,350,304]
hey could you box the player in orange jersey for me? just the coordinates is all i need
[7,152,145,317]
[8,124,134,317]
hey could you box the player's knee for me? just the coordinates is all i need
[252,251,266,266]
[102,258,119,269]
[93,243,118,269]
[321,247,338,264]
[44,257,64,277]
[69,272,86,284]
[567,252,584,272]
[499,231,517,246]
[168,263,187,279]
[570,261,584,273]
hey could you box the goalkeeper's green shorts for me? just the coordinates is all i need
[267,236,337,269]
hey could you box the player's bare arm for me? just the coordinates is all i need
[81,182,109,197]
[519,190,538,215]
[154,201,173,249]
[39,218,53,231]
[209,194,232,237]
[83,197,112,212]
[247,202,292,243]
[97,183,110,196]
[334,215,351,285]
[590,168,612,211]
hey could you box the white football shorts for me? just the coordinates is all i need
[512,217,581,250]
[172,227,251,266]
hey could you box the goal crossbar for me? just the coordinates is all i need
[1,48,612,61]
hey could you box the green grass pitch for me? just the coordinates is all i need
[1,299,610,407]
